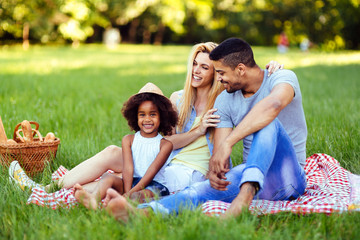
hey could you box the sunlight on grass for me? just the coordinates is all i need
[0,44,190,76]
[0,44,360,240]
[277,52,360,68]
[253,47,360,69]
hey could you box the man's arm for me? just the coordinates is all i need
[210,83,295,175]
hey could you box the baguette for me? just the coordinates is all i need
[0,116,7,143]
[21,120,33,142]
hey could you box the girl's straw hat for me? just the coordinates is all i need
[137,82,164,96]
[130,82,171,105]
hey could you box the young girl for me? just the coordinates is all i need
[73,82,178,209]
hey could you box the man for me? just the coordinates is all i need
[104,37,307,220]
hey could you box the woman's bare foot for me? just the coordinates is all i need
[74,183,98,210]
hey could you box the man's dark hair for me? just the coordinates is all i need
[122,93,178,136]
[209,38,256,69]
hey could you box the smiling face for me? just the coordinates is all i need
[137,100,160,138]
[191,52,215,89]
[213,60,244,93]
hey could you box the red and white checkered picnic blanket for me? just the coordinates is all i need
[28,153,360,214]
[202,153,360,216]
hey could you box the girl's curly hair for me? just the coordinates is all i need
[122,93,178,136]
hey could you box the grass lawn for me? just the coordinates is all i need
[0,44,360,239]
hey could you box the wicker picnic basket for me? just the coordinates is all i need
[0,121,60,176]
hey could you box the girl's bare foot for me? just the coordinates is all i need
[105,188,140,223]
[74,183,98,210]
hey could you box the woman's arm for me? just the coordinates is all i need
[165,92,220,149]
[165,108,220,149]
[121,134,135,193]
[126,139,173,195]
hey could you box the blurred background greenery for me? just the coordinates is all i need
[1,0,359,50]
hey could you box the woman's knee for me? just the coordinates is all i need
[103,145,123,168]
[104,145,122,158]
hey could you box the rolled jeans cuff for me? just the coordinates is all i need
[239,167,264,190]
[137,202,170,215]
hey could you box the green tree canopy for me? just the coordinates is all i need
[0,0,359,49]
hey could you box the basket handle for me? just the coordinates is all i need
[29,121,40,136]
[33,129,43,141]
[15,129,43,143]
[13,121,40,139]
[15,129,25,143]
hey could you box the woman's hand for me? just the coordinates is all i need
[266,60,284,76]
[198,109,220,135]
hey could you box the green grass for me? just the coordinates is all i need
[0,44,360,239]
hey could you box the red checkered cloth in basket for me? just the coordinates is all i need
[202,153,360,216]
[28,153,360,214]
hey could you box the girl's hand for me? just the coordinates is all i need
[266,60,284,76]
[198,109,220,135]
[123,192,130,198]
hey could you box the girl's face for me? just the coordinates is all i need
[191,52,214,89]
[137,100,160,138]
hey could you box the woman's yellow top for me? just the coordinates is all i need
[171,117,210,175]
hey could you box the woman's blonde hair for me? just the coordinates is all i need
[177,42,224,137]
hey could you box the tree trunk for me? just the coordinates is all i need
[23,22,29,50]
[142,29,151,44]
[128,19,140,43]
[154,22,165,45]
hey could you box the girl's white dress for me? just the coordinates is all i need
[132,131,167,187]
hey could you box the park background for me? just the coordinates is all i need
[1,0,360,50]
[1,0,360,239]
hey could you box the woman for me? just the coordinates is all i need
[9,42,282,195]
[162,42,224,193]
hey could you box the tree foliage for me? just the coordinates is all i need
[0,0,359,49]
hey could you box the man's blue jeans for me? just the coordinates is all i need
[138,119,307,214]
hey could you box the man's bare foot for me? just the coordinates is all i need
[74,183,98,210]
[221,198,248,219]
[221,182,256,219]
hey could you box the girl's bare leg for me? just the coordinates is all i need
[78,181,98,193]
[93,173,124,200]
[74,174,124,210]
[80,172,123,193]
[57,145,123,188]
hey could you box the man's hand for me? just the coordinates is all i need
[208,141,232,190]
[208,170,231,190]
[209,141,232,174]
